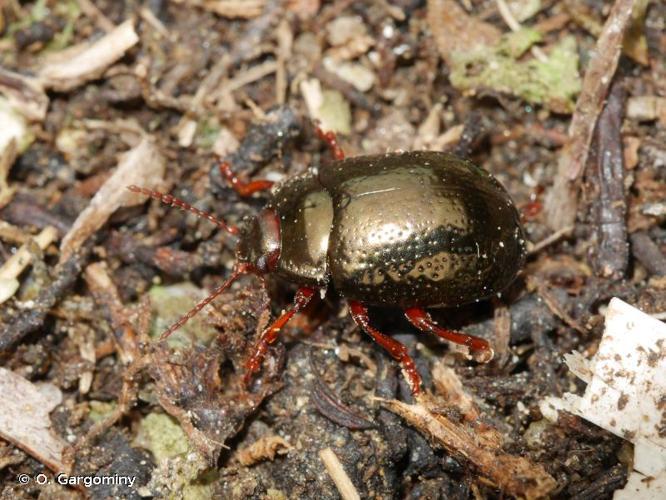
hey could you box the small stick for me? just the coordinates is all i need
[527,225,574,255]
[319,447,361,500]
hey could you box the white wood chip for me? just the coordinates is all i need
[0,368,66,472]
[540,298,666,497]
[59,135,165,263]
[39,20,139,92]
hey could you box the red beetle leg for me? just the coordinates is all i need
[315,125,345,161]
[219,161,274,197]
[404,307,494,363]
[349,301,422,395]
[243,287,316,385]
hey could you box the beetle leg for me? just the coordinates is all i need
[349,301,422,395]
[404,308,494,363]
[244,287,316,385]
[315,126,345,161]
[218,161,274,196]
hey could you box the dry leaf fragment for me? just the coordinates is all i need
[59,134,165,263]
[0,368,67,473]
[38,20,139,92]
[237,435,292,466]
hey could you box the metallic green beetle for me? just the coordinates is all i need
[131,147,526,394]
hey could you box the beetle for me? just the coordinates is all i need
[128,129,526,394]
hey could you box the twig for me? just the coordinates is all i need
[544,0,637,230]
[76,0,115,32]
[275,19,292,105]
[587,79,628,279]
[380,395,557,499]
[319,447,361,500]
[630,231,666,276]
[84,262,140,363]
[527,225,574,255]
[0,242,92,352]
[313,64,380,114]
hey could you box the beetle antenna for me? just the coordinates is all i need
[159,264,250,340]
[127,185,239,235]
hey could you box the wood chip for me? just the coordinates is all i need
[0,226,58,305]
[0,67,49,122]
[319,447,361,500]
[381,395,557,499]
[60,134,165,263]
[38,20,139,92]
[0,368,66,473]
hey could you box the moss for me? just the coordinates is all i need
[195,115,222,150]
[450,30,581,113]
[134,413,218,500]
[88,401,117,423]
[135,413,190,462]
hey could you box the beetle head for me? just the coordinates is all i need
[236,209,281,273]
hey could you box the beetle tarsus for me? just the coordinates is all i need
[218,161,274,197]
[243,286,316,386]
[404,307,494,363]
[349,301,422,395]
[315,125,345,161]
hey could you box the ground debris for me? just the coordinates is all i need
[0,367,66,473]
[2,0,663,496]
[148,343,279,462]
[236,435,292,466]
[381,394,557,499]
[0,241,92,351]
[585,80,629,279]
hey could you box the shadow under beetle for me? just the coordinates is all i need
[129,128,526,394]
